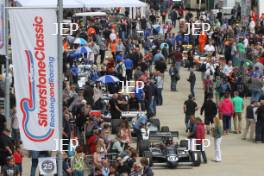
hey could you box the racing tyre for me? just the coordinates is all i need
[111,119,122,134]
[191,151,201,167]
[138,140,150,157]
[150,118,160,131]
[161,126,170,132]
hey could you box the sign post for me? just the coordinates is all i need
[4,0,10,128]
[57,0,63,175]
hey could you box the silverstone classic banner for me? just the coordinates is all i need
[9,9,58,150]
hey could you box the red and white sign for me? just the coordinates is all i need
[9,9,58,150]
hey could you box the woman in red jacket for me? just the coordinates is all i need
[218,93,234,135]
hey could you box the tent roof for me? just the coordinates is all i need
[74,12,107,17]
[15,0,146,8]
[84,0,146,8]
[15,0,84,8]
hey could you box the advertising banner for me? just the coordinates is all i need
[9,9,58,150]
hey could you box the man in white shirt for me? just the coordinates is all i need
[223,60,233,76]
[244,36,249,48]
[155,72,164,105]
[204,41,215,56]
[249,17,256,34]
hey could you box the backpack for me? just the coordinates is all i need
[108,140,120,153]
[199,63,206,72]
[219,83,230,94]
[116,64,123,76]
[236,83,245,94]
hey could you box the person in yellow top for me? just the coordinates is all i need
[198,31,207,54]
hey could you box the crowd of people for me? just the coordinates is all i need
[0,0,264,175]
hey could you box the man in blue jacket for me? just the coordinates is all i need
[124,57,133,81]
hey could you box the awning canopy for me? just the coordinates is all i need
[74,12,107,17]
[83,0,146,8]
[15,0,84,8]
[15,0,146,8]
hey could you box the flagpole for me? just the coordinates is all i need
[4,0,10,127]
[57,0,63,175]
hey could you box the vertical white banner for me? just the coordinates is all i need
[0,0,5,55]
[9,9,58,151]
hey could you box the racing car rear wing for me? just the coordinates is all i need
[121,111,146,118]
[149,131,179,138]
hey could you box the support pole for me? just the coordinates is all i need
[4,0,10,127]
[57,0,63,175]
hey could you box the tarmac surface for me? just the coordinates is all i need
[152,68,264,176]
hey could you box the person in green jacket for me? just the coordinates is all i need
[212,116,223,162]
[232,91,244,134]
[236,39,246,61]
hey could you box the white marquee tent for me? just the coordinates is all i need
[15,0,146,8]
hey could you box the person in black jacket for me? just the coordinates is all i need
[187,69,196,97]
[201,94,217,134]
[242,100,257,141]
[255,96,264,143]
[0,113,6,134]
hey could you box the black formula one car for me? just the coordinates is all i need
[140,127,201,168]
